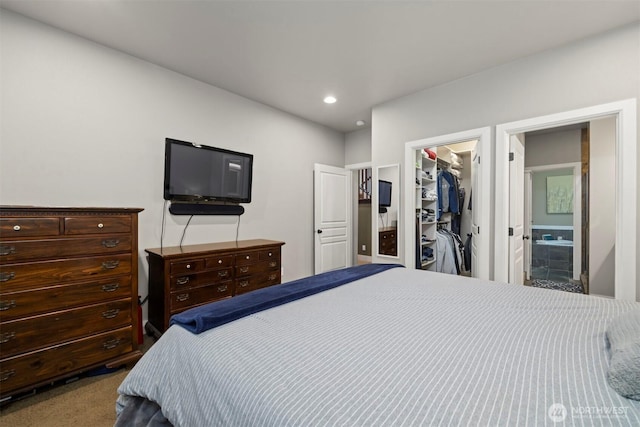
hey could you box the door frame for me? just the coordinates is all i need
[346,161,372,266]
[495,99,637,300]
[525,162,582,281]
[404,126,492,280]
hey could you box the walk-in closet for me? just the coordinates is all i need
[415,141,476,276]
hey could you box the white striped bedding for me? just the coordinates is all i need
[117,267,640,426]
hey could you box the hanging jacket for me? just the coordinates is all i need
[437,170,460,218]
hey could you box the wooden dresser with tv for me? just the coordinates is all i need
[0,206,143,399]
[145,239,284,338]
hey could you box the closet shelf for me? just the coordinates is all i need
[422,259,436,268]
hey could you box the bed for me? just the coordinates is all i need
[116,264,640,426]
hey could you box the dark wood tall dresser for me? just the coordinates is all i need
[145,239,284,338]
[0,206,143,399]
[379,227,397,256]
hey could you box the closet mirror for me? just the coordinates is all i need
[377,164,400,258]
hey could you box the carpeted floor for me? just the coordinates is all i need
[530,278,584,294]
[0,336,154,427]
[0,368,129,427]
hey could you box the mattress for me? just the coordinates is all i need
[116,267,640,426]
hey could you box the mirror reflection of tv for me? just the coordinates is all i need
[379,180,392,208]
[164,138,253,204]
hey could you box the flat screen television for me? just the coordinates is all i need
[164,138,253,204]
[379,180,392,207]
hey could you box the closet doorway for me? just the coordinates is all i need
[403,127,491,280]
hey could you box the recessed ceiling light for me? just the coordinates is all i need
[356,120,366,126]
[323,96,337,104]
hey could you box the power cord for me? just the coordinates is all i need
[179,215,194,248]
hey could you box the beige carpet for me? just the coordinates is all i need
[0,336,154,427]
[0,368,129,427]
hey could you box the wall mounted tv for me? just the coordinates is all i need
[379,180,392,208]
[164,138,253,205]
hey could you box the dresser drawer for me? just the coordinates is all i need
[259,247,280,261]
[236,260,279,277]
[0,218,59,238]
[64,216,131,235]
[1,299,132,358]
[234,276,260,294]
[0,327,132,395]
[199,267,234,284]
[236,251,261,266]
[170,282,232,313]
[235,271,280,295]
[0,253,131,291]
[170,259,204,275]
[261,270,281,288]
[170,268,234,290]
[0,276,131,321]
[204,254,234,269]
[0,236,132,263]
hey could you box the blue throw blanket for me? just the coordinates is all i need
[170,263,403,334]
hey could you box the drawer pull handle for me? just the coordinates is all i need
[0,245,16,256]
[239,266,249,273]
[101,283,119,292]
[102,260,120,270]
[97,223,104,229]
[217,285,228,293]
[101,239,120,248]
[268,252,273,257]
[245,255,250,260]
[176,277,190,285]
[218,270,228,278]
[13,225,21,231]
[0,272,15,282]
[0,300,16,311]
[176,293,189,302]
[101,309,120,319]
[218,259,223,264]
[269,261,277,268]
[239,280,249,288]
[268,274,277,281]
[102,338,121,350]
[0,332,16,343]
[0,370,16,382]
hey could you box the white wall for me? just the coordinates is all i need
[0,11,345,318]
[589,116,616,297]
[345,127,372,165]
[371,23,639,299]
[525,128,581,168]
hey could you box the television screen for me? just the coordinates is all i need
[164,138,253,203]
[379,180,392,207]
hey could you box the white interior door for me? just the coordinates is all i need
[524,170,533,281]
[509,134,525,285]
[314,164,352,274]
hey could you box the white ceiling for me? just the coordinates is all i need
[1,1,639,133]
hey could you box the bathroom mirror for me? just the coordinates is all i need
[376,164,400,258]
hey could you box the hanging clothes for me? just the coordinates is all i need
[435,231,457,274]
[464,234,472,273]
[437,170,460,219]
